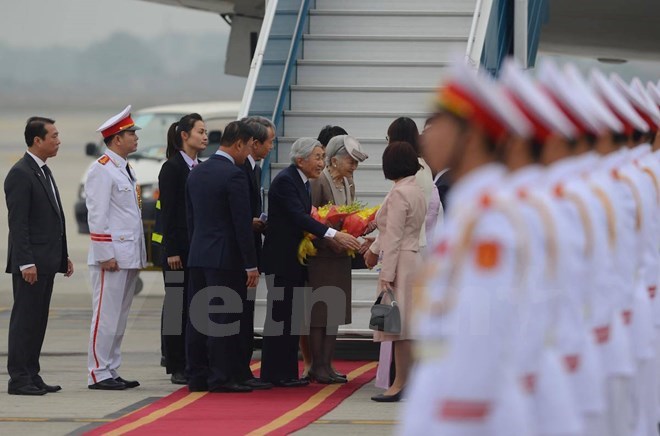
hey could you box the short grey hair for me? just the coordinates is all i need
[290,137,322,164]
[240,116,276,143]
[325,135,350,166]
[325,135,368,166]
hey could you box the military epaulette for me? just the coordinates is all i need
[98,155,110,165]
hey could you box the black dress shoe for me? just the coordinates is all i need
[371,390,403,402]
[88,379,126,390]
[210,382,252,393]
[331,370,346,379]
[114,377,140,388]
[330,374,348,384]
[308,370,334,384]
[272,378,310,388]
[170,372,187,385]
[241,378,273,390]
[33,380,62,393]
[8,384,47,396]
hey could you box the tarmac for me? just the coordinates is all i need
[0,114,400,435]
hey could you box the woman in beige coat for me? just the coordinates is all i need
[365,141,426,402]
[306,135,368,383]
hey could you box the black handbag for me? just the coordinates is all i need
[369,288,401,334]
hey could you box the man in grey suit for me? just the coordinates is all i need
[4,117,74,395]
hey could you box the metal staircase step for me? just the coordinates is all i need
[302,34,468,62]
[282,110,428,138]
[315,0,476,12]
[309,10,472,37]
[289,85,436,112]
[296,60,450,87]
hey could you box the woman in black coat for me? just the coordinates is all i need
[158,113,207,384]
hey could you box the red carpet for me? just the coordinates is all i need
[86,360,377,436]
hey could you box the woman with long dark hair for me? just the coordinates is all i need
[158,113,207,384]
[386,117,440,247]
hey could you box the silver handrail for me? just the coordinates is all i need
[465,0,493,68]
[238,0,279,119]
[271,0,311,125]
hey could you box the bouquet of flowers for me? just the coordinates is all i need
[297,202,380,265]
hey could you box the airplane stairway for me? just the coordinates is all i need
[245,0,477,337]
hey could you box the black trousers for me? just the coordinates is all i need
[160,253,189,374]
[186,268,248,390]
[236,287,256,382]
[7,273,55,388]
[260,275,304,383]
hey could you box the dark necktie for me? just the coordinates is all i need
[42,165,57,205]
[42,165,64,233]
[126,163,135,182]
[254,164,263,214]
[254,164,262,186]
[305,180,311,199]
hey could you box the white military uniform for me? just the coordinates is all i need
[85,139,146,385]
[403,164,533,436]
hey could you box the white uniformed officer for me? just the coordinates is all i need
[500,59,587,436]
[402,61,534,436]
[85,105,147,390]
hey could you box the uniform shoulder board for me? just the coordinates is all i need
[98,155,110,165]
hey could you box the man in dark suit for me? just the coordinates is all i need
[434,168,452,210]
[4,117,73,395]
[260,137,360,387]
[185,120,261,393]
[238,116,275,387]
[422,115,452,211]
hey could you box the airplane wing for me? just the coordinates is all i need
[138,0,266,76]
[540,0,660,62]
[138,0,237,15]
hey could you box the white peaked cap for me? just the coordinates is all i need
[646,81,660,106]
[561,63,623,133]
[590,69,649,133]
[629,78,660,127]
[611,74,660,129]
[96,104,141,138]
[437,59,532,140]
[500,58,576,141]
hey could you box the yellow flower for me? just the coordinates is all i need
[356,205,380,219]
[297,233,318,265]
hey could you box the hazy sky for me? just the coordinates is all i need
[0,0,229,49]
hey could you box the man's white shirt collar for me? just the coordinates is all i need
[296,168,309,184]
[433,168,449,183]
[26,150,46,169]
[247,154,257,170]
[215,149,235,164]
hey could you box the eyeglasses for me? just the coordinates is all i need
[385,135,389,142]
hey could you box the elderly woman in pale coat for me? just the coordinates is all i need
[305,135,368,384]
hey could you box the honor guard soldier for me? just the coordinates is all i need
[590,70,654,436]
[402,61,534,436]
[85,105,147,390]
[499,59,587,436]
[610,74,660,436]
